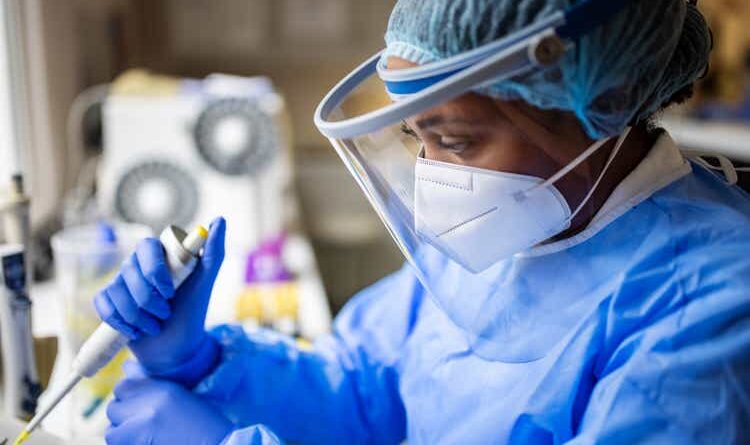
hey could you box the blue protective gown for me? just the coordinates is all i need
[202,147,750,444]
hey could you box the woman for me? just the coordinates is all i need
[100,0,750,444]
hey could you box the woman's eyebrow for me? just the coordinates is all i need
[414,115,480,129]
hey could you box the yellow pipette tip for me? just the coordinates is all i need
[195,225,208,239]
[12,430,30,445]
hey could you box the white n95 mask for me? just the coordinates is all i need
[414,128,632,273]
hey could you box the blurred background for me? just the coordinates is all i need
[4,0,404,315]
[0,0,747,441]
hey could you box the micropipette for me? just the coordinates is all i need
[13,225,209,445]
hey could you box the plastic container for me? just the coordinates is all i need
[49,222,151,439]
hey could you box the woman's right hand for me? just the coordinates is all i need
[94,217,226,384]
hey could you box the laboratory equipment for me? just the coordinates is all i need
[0,245,40,419]
[16,225,208,444]
[235,234,299,336]
[0,176,38,419]
[50,222,150,433]
[98,70,296,328]
[98,71,291,250]
[233,233,332,340]
[93,219,222,388]
[0,416,62,445]
[1,175,31,270]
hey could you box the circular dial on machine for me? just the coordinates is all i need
[193,98,278,176]
[115,161,199,231]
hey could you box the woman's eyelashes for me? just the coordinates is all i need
[401,123,474,154]
[400,123,420,140]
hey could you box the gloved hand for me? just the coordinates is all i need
[94,217,226,385]
[106,361,233,445]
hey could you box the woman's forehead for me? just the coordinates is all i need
[404,93,506,130]
[386,56,419,70]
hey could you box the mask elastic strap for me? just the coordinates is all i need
[569,126,632,220]
[524,127,632,217]
[683,150,739,185]
[536,137,611,190]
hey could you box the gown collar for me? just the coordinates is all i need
[521,132,692,258]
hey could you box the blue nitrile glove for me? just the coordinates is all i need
[94,217,226,386]
[106,361,233,445]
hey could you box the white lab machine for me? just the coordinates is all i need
[99,73,292,251]
[97,73,297,324]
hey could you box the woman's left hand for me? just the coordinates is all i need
[106,362,233,445]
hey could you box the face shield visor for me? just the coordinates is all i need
[314,0,633,362]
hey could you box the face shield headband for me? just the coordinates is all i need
[315,0,634,140]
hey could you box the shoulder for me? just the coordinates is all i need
[650,162,750,235]
[650,164,750,295]
[588,167,750,441]
[589,283,750,443]
[597,165,750,378]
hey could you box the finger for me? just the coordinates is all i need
[94,290,139,340]
[133,311,161,337]
[106,399,131,427]
[135,238,175,299]
[108,276,162,336]
[105,424,127,444]
[107,275,140,324]
[112,376,152,400]
[122,254,171,320]
[105,418,148,445]
[107,390,154,427]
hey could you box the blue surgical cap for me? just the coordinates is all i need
[384,0,712,139]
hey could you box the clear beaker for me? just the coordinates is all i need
[50,222,151,438]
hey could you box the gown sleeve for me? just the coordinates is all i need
[567,244,750,444]
[194,263,423,445]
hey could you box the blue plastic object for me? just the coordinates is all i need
[190,151,750,444]
[383,68,463,96]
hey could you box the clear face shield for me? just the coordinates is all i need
[315,1,633,361]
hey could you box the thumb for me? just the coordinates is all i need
[187,217,226,284]
[202,217,226,273]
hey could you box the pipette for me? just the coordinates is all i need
[13,225,209,445]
